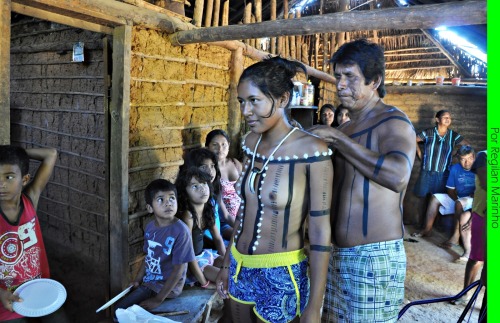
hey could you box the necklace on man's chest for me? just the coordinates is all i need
[248,127,297,194]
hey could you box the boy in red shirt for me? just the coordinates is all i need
[0,146,67,322]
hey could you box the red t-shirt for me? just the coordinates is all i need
[0,194,50,320]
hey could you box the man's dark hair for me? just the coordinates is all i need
[330,39,386,98]
[144,179,177,206]
[458,145,475,157]
[0,145,30,175]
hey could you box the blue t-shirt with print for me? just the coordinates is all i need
[445,163,476,198]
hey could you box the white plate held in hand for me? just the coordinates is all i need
[13,278,67,317]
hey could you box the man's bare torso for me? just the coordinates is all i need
[332,104,415,247]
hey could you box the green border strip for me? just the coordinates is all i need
[487,0,496,321]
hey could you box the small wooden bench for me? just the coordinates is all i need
[151,286,223,323]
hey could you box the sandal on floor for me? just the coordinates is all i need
[411,232,424,238]
[438,241,459,249]
[454,256,468,264]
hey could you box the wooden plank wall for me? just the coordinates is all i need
[9,17,109,319]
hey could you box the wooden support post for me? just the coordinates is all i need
[243,2,251,45]
[110,24,132,295]
[0,0,10,144]
[295,9,301,62]
[250,15,256,48]
[228,46,244,157]
[289,13,295,59]
[270,0,276,54]
[193,0,204,27]
[222,0,229,26]
[204,0,214,27]
[255,0,262,50]
[212,0,220,27]
[314,34,319,69]
[284,0,289,57]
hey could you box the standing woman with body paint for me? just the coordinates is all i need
[215,56,333,323]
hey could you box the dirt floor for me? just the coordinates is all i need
[400,224,485,322]
[52,224,485,322]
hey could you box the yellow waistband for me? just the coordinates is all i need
[231,245,306,268]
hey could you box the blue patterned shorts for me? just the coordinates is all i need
[228,247,309,323]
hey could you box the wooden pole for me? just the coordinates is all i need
[193,0,204,27]
[204,0,214,27]
[109,24,132,295]
[222,0,229,26]
[0,0,11,144]
[228,46,244,157]
[283,0,289,58]
[295,9,301,62]
[172,0,486,44]
[244,2,251,45]
[255,0,262,50]
[314,34,319,69]
[251,15,256,48]
[212,0,220,27]
[289,13,296,59]
[210,40,336,84]
[270,0,276,54]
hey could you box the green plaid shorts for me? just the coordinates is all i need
[322,239,406,322]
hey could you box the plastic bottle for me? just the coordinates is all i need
[306,80,314,106]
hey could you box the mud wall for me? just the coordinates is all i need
[126,27,258,275]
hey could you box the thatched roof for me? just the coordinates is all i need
[183,0,487,83]
[10,0,486,83]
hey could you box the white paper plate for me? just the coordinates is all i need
[13,278,67,317]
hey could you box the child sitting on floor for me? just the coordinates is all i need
[114,179,209,316]
[176,167,225,287]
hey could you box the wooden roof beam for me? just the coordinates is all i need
[12,0,195,32]
[170,0,486,45]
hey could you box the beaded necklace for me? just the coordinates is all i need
[248,127,297,194]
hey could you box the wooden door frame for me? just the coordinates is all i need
[1,3,132,295]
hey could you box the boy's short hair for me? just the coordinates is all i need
[0,145,30,175]
[144,179,177,206]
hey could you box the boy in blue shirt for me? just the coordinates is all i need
[412,146,476,246]
[114,179,199,315]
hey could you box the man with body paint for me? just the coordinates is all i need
[310,39,416,322]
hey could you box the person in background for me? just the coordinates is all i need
[205,129,242,235]
[332,105,350,127]
[451,150,486,306]
[318,104,336,127]
[114,179,197,315]
[310,39,416,322]
[413,109,468,228]
[182,148,233,245]
[176,167,225,287]
[0,145,69,322]
[216,56,333,323]
[411,146,476,255]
